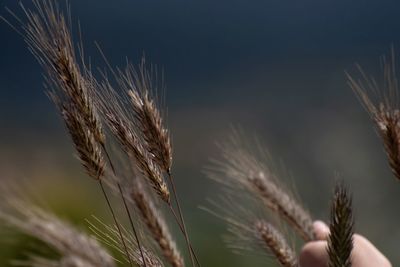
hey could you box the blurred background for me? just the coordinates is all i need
[1,0,400,266]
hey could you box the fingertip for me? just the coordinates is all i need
[313,220,330,240]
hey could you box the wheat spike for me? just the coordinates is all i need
[130,179,184,267]
[206,196,297,266]
[16,0,105,146]
[347,48,400,181]
[0,199,116,267]
[327,182,354,267]
[10,2,148,266]
[60,102,105,180]
[111,59,197,267]
[6,0,111,181]
[116,61,172,173]
[87,217,164,267]
[255,220,298,267]
[208,132,315,241]
[94,77,170,202]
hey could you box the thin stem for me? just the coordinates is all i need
[101,144,147,267]
[167,171,200,267]
[168,204,201,267]
[117,183,148,267]
[99,180,133,267]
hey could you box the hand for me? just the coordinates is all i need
[299,221,392,267]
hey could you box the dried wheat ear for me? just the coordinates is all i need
[207,132,315,242]
[347,49,400,181]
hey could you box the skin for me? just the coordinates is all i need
[299,221,392,267]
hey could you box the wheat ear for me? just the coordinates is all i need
[205,195,298,266]
[255,220,298,267]
[117,61,198,267]
[130,179,184,267]
[8,1,149,265]
[61,102,133,266]
[17,0,105,147]
[95,77,170,202]
[0,199,116,267]
[208,133,315,241]
[14,9,166,256]
[347,48,400,181]
[60,103,105,179]
[88,217,164,267]
[327,182,354,267]
[118,61,172,173]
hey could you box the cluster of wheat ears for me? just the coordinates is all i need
[0,1,398,267]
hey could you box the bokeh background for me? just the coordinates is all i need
[1,0,400,266]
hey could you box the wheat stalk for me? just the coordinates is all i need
[15,0,105,147]
[208,132,315,241]
[347,48,400,181]
[99,161,185,267]
[95,77,170,203]
[0,199,116,267]
[95,66,198,266]
[255,220,298,267]
[56,96,136,266]
[60,102,106,180]
[205,195,298,267]
[87,217,164,267]
[118,61,172,173]
[116,61,199,266]
[130,179,184,267]
[327,182,354,267]
[6,1,151,265]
